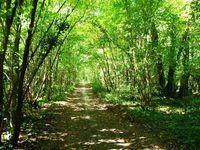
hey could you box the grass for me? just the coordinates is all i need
[92,84,200,150]
[128,106,200,150]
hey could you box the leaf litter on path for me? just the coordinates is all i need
[17,82,166,150]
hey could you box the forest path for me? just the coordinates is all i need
[18,81,165,150]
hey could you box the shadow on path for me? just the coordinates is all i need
[17,81,165,150]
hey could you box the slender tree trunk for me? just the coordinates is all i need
[0,0,19,142]
[151,22,165,94]
[157,60,165,92]
[0,17,22,139]
[179,74,190,97]
[47,58,52,100]
[0,54,4,142]
[11,19,22,127]
[12,0,38,146]
[124,0,137,89]
[103,48,114,90]
[179,28,190,97]
[165,25,177,97]
[165,66,176,97]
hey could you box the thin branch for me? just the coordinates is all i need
[32,0,46,35]
[29,0,68,61]
[24,9,84,96]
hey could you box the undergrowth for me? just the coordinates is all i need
[92,80,200,150]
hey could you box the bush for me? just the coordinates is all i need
[91,78,106,95]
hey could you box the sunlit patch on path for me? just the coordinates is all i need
[17,81,166,150]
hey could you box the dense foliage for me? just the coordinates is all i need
[0,0,199,149]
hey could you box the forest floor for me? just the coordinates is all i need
[16,82,166,150]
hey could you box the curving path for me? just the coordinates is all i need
[18,81,166,150]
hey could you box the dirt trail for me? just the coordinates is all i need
[17,81,166,150]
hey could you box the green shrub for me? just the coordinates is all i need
[91,78,106,95]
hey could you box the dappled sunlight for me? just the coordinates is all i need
[139,136,146,140]
[54,101,70,106]
[75,87,92,90]
[99,128,124,134]
[157,106,184,114]
[97,138,131,146]
[63,85,110,111]
[157,106,171,113]
[37,132,69,140]
[18,82,166,150]
[83,141,96,145]
[66,97,81,100]
[71,115,91,120]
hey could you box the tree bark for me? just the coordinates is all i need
[165,66,176,97]
[0,0,19,142]
[179,28,190,97]
[0,12,22,139]
[11,0,38,146]
[165,25,177,97]
[151,22,165,94]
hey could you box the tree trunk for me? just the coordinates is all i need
[165,25,177,97]
[47,58,52,101]
[0,0,19,142]
[124,0,137,89]
[0,16,22,139]
[157,60,165,93]
[165,66,176,97]
[151,22,165,94]
[11,0,38,146]
[179,28,190,97]
[0,54,4,143]
[179,74,190,97]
